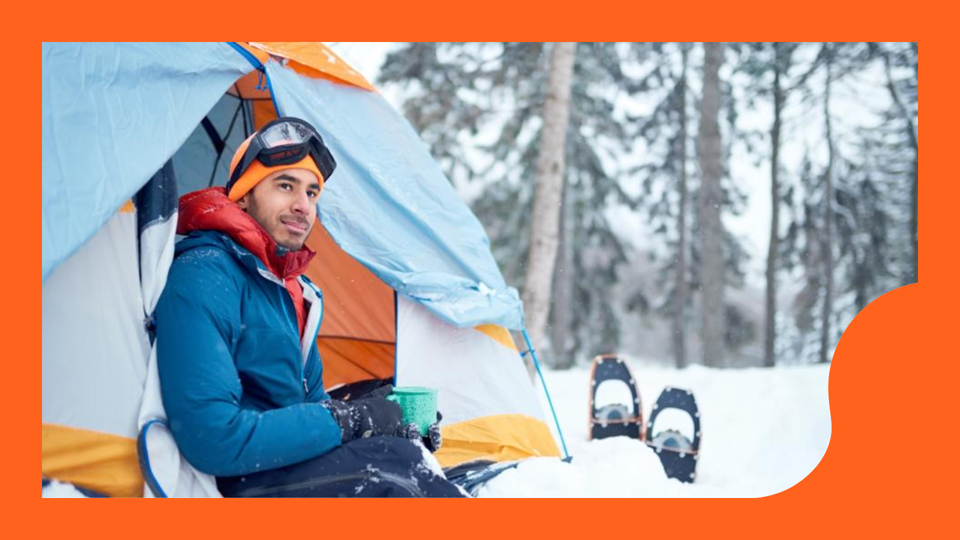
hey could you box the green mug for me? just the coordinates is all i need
[386,387,438,437]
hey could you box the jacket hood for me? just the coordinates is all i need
[176,187,315,280]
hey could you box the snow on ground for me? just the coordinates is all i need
[479,362,831,497]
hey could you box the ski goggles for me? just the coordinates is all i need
[227,117,337,190]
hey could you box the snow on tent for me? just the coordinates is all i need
[42,42,564,498]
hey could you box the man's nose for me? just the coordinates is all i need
[290,190,312,215]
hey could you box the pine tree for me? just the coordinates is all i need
[820,43,836,364]
[737,42,801,368]
[674,44,691,369]
[877,42,918,284]
[622,43,695,369]
[779,42,915,363]
[629,42,752,368]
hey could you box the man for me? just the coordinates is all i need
[156,117,461,498]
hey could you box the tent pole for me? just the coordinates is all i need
[522,328,570,460]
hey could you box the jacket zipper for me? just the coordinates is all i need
[233,470,426,497]
[301,279,324,398]
[275,283,307,398]
[253,262,320,400]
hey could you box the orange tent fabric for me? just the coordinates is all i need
[246,42,375,91]
[228,42,375,101]
[304,224,396,389]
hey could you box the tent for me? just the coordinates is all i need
[42,42,566,497]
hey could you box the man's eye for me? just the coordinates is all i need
[308,190,319,198]
[279,183,292,191]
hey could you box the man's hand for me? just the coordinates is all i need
[320,397,404,443]
[400,412,443,453]
[424,418,443,453]
[343,385,443,452]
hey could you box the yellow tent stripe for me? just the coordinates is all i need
[43,415,559,494]
[474,324,518,351]
[434,414,560,469]
[42,424,143,498]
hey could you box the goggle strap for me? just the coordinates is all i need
[312,146,337,181]
[228,148,259,188]
[228,117,337,189]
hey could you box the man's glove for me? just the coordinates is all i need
[345,384,444,452]
[320,397,404,443]
[399,412,443,453]
[424,413,443,452]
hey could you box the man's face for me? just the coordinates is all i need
[238,168,322,251]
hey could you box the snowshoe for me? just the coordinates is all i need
[646,387,701,483]
[588,355,643,441]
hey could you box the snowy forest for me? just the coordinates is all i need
[333,42,919,371]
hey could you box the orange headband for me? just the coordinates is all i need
[227,135,325,202]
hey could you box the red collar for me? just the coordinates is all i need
[177,187,315,280]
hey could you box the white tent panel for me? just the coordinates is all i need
[42,210,148,438]
[396,297,544,426]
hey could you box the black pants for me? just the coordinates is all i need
[217,437,466,498]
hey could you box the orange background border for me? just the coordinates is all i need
[34,8,941,537]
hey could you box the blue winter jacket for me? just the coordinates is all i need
[156,228,342,477]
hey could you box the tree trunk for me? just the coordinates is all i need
[672,44,690,369]
[882,47,919,284]
[697,42,725,368]
[911,45,919,286]
[550,175,575,369]
[910,149,918,284]
[764,44,785,368]
[522,42,577,376]
[820,47,835,365]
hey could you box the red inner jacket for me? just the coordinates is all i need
[177,187,315,338]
